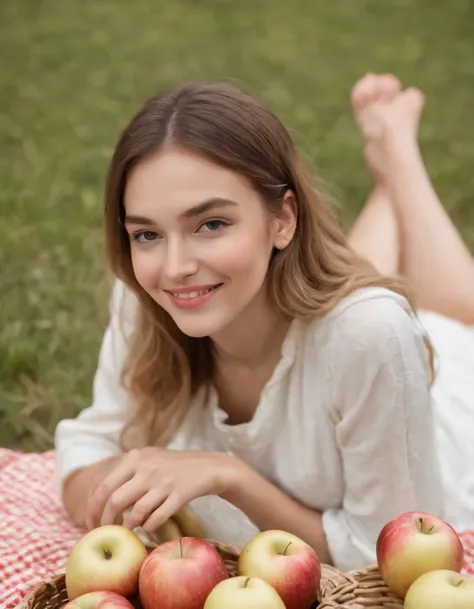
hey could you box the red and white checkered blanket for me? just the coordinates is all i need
[1,449,474,609]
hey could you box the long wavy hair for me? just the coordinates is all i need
[104,80,429,450]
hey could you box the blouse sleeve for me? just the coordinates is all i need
[54,281,137,487]
[321,295,444,572]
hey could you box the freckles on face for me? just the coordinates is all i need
[122,146,278,337]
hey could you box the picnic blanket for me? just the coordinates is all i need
[1,449,474,608]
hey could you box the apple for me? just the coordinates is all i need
[204,576,286,609]
[404,569,474,608]
[376,511,464,597]
[138,537,229,609]
[65,525,148,600]
[63,591,135,609]
[237,530,321,609]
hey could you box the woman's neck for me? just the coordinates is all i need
[211,290,291,369]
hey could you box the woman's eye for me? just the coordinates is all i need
[199,220,227,233]
[132,230,159,243]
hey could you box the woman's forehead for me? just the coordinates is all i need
[124,148,260,218]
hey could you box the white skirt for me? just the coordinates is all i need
[418,309,474,532]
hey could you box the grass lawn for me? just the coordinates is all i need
[1,0,473,451]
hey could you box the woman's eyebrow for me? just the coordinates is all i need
[181,197,238,219]
[124,198,238,226]
[124,214,155,226]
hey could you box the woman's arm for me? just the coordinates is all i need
[319,295,444,571]
[84,444,332,563]
[62,456,121,526]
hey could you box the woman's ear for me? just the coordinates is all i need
[273,190,298,250]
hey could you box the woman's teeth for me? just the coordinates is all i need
[172,287,215,300]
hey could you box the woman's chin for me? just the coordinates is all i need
[171,315,226,339]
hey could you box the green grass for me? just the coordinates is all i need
[1,0,473,451]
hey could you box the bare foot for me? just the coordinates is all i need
[351,72,425,182]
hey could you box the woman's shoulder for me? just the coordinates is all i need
[292,287,432,402]
[302,286,427,358]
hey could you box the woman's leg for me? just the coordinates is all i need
[383,134,474,325]
[349,73,474,325]
[348,185,400,277]
[348,74,402,277]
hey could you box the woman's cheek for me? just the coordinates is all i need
[207,230,271,276]
[131,248,163,292]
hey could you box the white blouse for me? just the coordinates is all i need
[55,282,445,572]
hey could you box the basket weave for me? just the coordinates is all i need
[318,564,404,609]
[16,539,344,609]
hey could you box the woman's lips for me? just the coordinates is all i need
[165,283,223,310]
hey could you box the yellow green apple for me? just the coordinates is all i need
[376,511,464,597]
[204,576,285,609]
[404,570,474,608]
[65,525,148,600]
[237,530,321,609]
[138,536,229,609]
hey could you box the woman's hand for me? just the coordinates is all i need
[84,447,236,533]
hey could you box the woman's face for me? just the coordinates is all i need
[123,146,296,338]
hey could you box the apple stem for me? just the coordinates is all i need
[179,538,183,558]
[418,517,435,535]
[103,548,112,560]
[243,577,251,588]
[282,542,292,556]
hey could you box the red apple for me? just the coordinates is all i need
[404,569,474,608]
[65,525,148,600]
[237,530,321,609]
[138,537,229,609]
[204,576,286,609]
[63,591,135,609]
[376,511,464,597]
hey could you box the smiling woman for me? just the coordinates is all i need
[53,76,474,574]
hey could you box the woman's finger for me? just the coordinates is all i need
[86,460,135,530]
[100,477,148,527]
[141,493,183,535]
[122,489,168,531]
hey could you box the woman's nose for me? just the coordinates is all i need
[163,239,199,282]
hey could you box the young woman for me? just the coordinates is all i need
[54,73,474,572]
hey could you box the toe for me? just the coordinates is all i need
[400,87,426,112]
[377,73,402,101]
[351,73,377,111]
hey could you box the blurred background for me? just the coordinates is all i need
[1,0,473,451]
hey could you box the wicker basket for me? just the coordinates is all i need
[16,539,344,609]
[318,564,404,609]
